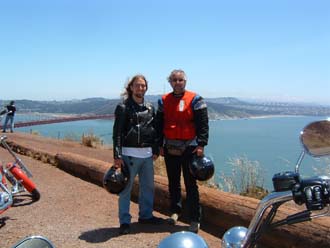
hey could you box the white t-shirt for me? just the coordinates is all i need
[122,147,152,158]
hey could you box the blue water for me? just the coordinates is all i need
[14,114,330,190]
[207,116,329,190]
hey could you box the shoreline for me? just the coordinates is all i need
[16,112,328,122]
[210,114,323,121]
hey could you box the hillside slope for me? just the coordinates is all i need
[1,97,330,119]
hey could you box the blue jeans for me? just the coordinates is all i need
[3,115,14,132]
[118,155,154,225]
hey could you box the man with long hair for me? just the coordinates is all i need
[112,75,162,235]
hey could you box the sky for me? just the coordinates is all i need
[0,0,329,104]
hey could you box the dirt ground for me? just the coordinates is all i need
[0,133,221,248]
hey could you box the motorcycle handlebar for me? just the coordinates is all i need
[0,135,33,178]
[0,135,7,142]
[292,176,330,211]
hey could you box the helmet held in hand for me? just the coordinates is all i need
[190,154,214,181]
[103,164,129,194]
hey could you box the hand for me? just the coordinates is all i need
[114,158,124,169]
[193,146,204,157]
[153,154,159,161]
[159,147,164,157]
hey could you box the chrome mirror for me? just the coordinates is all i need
[301,119,330,157]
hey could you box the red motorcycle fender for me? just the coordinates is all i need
[7,163,37,193]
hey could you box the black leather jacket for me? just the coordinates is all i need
[112,97,159,159]
[6,104,16,116]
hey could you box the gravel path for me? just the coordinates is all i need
[0,134,221,248]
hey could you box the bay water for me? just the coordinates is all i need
[14,114,329,190]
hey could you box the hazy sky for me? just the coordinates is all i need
[0,1,329,104]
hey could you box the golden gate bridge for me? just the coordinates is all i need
[0,114,114,129]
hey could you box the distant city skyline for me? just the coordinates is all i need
[0,1,329,104]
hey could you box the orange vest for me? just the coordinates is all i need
[162,90,197,140]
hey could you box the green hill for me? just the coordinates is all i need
[1,97,330,119]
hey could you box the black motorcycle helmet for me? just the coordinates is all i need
[103,164,130,194]
[189,154,215,181]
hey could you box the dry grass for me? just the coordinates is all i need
[154,156,221,189]
[219,155,268,199]
[63,132,80,142]
[81,132,102,148]
[154,156,167,176]
[30,130,40,135]
[312,157,330,175]
[66,133,268,199]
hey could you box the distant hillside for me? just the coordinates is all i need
[0,98,119,115]
[1,96,330,119]
[206,97,330,119]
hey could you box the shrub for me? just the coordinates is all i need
[81,132,102,148]
[219,155,268,199]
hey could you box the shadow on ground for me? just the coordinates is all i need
[0,217,10,229]
[12,194,36,207]
[79,222,189,243]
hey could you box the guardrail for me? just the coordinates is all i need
[0,114,114,129]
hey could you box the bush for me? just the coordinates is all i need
[81,132,102,148]
[219,155,268,199]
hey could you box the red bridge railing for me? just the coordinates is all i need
[0,114,114,129]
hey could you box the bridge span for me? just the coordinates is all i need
[0,114,114,129]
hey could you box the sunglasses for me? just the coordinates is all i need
[171,78,185,82]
